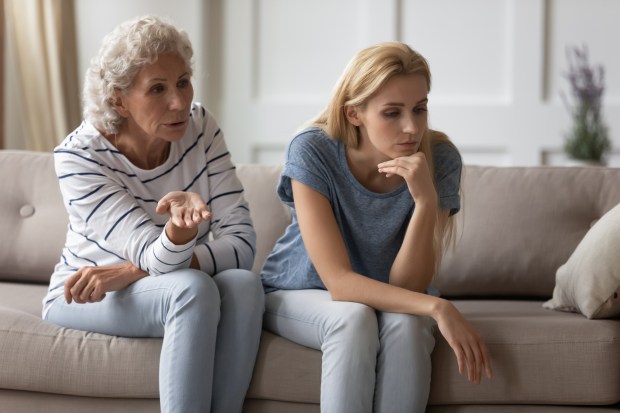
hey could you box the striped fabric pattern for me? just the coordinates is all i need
[43,103,256,315]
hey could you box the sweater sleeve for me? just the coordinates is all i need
[192,114,256,275]
[54,148,195,275]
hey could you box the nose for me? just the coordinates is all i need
[168,89,186,111]
[402,113,418,134]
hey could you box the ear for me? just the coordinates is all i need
[111,89,129,118]
[344,105,363,127]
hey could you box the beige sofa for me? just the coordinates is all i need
[0,149,619,412]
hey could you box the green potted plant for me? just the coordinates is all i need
[562,45,611,165]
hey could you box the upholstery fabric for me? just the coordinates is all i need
[235,164,291,273]
[2,151,620,411]
[0,151,67,284]
[0,300,160,397]
[544,202,620,318]
[0,389,159,413]
[247,301,620,406]
[437,166,620,298]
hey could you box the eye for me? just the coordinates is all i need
[383,110,400,118]
[177,78,191,88]
[149,84,164,94]
[414,106,428,114]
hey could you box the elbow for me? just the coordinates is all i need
[239,252,255,271]
[239,242,256,271]
[322,270,353,301]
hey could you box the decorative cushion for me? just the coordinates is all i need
[543,202,620,319]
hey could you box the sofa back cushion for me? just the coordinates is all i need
[236,164,291,274]
[0,150,68,284]
[4,149,620,300]
[436,165,620,298]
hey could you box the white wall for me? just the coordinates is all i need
[215,0,620,166]
[73,0,205,100]
[5,0,620,168]
[3,0,205,149]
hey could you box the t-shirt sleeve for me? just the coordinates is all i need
[433,142,462,215]
[277,130,333,206]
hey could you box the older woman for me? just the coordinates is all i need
[42,16,263,413]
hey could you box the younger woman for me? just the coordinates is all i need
[261,41,492,413]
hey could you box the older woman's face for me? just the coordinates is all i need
[117,53,193,142]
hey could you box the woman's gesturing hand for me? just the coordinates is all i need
[434,299,493,384]
[377,153,436,205]
[64,262,147,304]
[156,191,212,229]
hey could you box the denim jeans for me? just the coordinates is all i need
[264,289,435,413]
[45,268,264,413]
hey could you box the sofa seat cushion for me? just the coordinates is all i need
[431,300,620,405]
[0,283,160,398]
[3,283,619,405]
[248,300,620,406]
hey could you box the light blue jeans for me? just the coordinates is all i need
[45,268,264,413]
[264,289,435,413]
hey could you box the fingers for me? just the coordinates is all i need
[65,267,107,304]
[64,271,81,304]
[481,341,493,379]
[170,208,211,228]
[450,334,492,384]
[70,269,91,304]
[156,198,170,215]
[160,192,211,228]
[453,343,466,377]
[461,343,476,383]
[377,153,426,176]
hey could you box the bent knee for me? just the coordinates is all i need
[326,302,378,336]
[213,269,264,304]
[166,269,220,306]
[380,313,435,341]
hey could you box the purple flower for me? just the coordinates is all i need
[562,45,610,162]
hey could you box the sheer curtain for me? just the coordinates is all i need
[4,0,80,151]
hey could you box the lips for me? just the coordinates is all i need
[164,119,188,127]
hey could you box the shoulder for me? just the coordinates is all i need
[54,122,115,170]
[432,139,462,180]
[286,127,339,161]
[189,102,221,137]
[432,137,461,165]
[56,121,105,151]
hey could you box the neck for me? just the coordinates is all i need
[345,144,403,193]
[111,130,170,170]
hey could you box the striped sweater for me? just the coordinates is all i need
[42,102,256,316]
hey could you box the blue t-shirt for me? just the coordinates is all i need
[260,127,461,292]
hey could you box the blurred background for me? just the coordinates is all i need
[2,0,619,166]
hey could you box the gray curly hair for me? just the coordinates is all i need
[82,16,194,135]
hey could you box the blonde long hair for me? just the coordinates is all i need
[311,41,460,272]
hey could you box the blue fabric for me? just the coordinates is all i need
[264,289,435,412]
[45,268,264,413]
[261,127,461,292]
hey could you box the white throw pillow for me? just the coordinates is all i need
[543,202,620,319]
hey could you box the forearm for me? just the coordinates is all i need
[165,221,198,245]
[329,269,444,317]
[389,200,437,292]
[193,235,255,274]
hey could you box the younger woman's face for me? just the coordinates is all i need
[348,74,429,161]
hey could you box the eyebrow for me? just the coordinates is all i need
[381,98,428,107]
[149,72,190,82]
